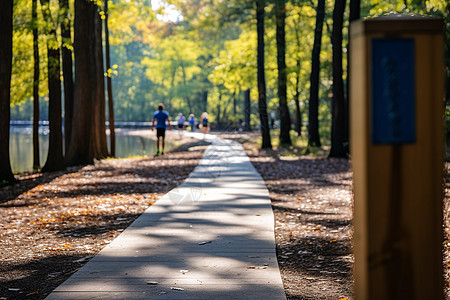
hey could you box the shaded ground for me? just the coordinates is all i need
[250,154,353,299]
[229,132,450,300]
[0,135,209,299]
[0,131,449,299]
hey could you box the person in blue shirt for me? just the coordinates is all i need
[201,112,208,135]
[188,114,196,132]
[151,103,171,156]
[177,113,185,135]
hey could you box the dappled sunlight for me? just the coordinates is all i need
[0,141,206,298]
[45,137,285,299]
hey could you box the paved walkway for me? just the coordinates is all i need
[46,134,286,299]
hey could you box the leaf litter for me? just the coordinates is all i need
[0,136,209,299]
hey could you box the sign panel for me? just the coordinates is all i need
[371,38,415,144]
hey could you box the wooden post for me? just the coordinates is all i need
[350,14,445,300]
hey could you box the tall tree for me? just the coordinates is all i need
[66,0,94,166]
[203,90,208,112]
[60,0,74,154]
[276,0,292,145]
[0,0,16,184]
[256,0,272,149]
[88,2,103,159]
[244,88,251,131]
[293,56,302,135]
[293,8,303,136]
[40,0,65,172]
[344,0,361,152]
[93,3,109,159]
[329,0,347,158]
[32,0,40,170]
[105,0,116,157]
[308,0,325,147]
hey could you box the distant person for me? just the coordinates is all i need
[238,119,243,132]
[188,114,196,132]
[152,103,171,156]
[201,112,208,135]
[177,113,185,135]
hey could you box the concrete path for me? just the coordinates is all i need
[46,134,286,299]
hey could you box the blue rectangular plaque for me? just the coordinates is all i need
[371,38,416,144]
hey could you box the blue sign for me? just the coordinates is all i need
[371,38,416,144]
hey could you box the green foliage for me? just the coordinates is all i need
[9,0,449,146]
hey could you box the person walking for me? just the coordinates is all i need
[152,103,171,156]
[177,113,185,135]
[201,112,208,135]
[188,114,196,132]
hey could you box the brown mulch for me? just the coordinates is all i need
[249,153,353,300]
[222,132,449,300]
[1,132,449,300]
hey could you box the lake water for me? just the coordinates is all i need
[9,127,160,174]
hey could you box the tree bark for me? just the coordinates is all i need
[329,0,348,158]
[41,0,65,172]
[89,2,102,159]
[293,10,302,136]
[345,0,361,152]
[0,0,16,184]
[256,0,272,149]
[276,0,291,145]
[308,0,325,147]
[32,0,40,170]
[105,0,115,157]
[94,3,109,158]
[203,90,208,112]
[66,0,94,166]
[294,57,302,135]
[244,89,251,131]
[60,0,74,155]
[217,91,222,128]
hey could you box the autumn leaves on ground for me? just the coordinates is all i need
[0,132,449,299]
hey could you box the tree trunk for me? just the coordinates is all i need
[294,57,302,135]
[294,11,302,136]
[233,90,237,115]
[105,0,115,157]
[203,90,208,112]
[276,0,291,146]
[60,0,74,155]
[66,0,94,166]
[345,0,361,153]
[329,0,348,158]
[217,91,222,129]
[94,3,109,158]
[244,89,251,131]
[0,0,15,184]
[89,3,102,159]
[256,0,272,149]
[308,0,325,147]
[41,0,65,172]
[32,0,40,170]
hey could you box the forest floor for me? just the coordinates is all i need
[0,131,449,300]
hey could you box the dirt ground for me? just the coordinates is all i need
[0,131,449,299]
